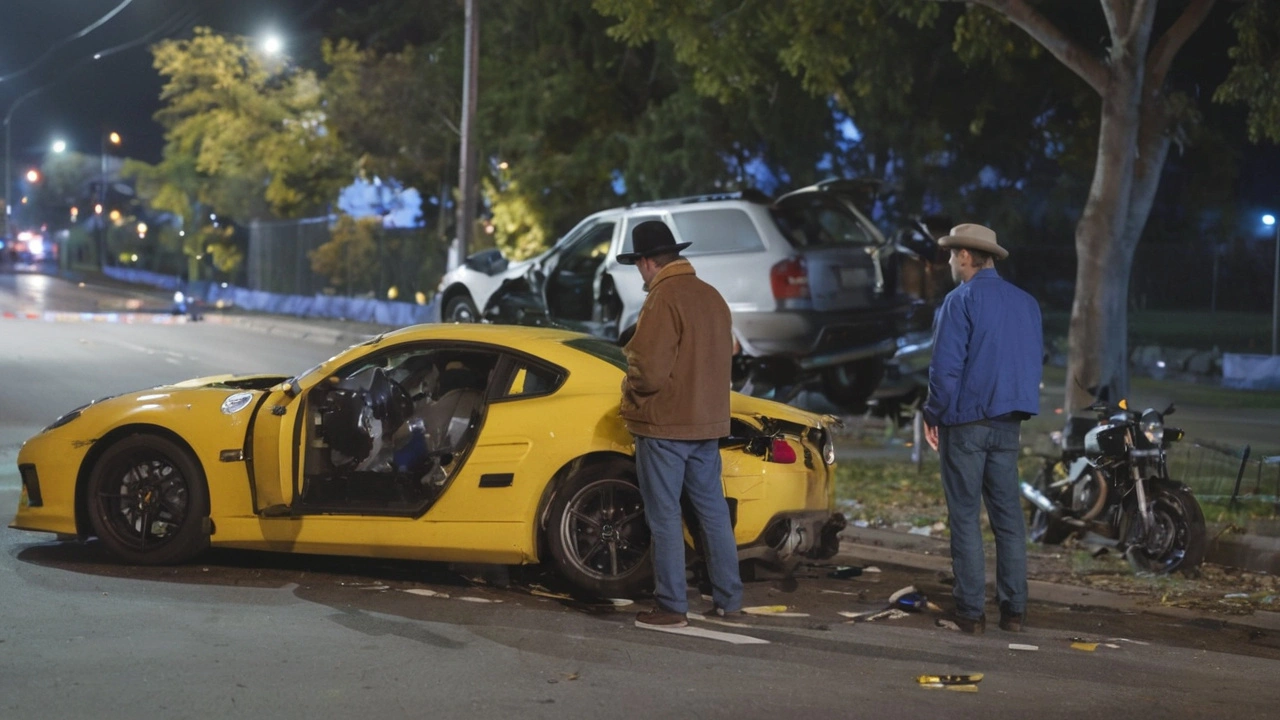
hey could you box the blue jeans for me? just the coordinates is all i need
[634,436,743,614]
[938,422,1027,619]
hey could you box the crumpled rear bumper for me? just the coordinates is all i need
[739,511,847,565]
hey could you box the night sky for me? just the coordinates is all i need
[3,0,1278,223]
[1,0,331,169]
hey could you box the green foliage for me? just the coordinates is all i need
[833,458,948,527]
[149,27,353,221]
[309,214,381,293]
[37,151,100,209]
[322,38,460,202]
[1214,0,1280,144]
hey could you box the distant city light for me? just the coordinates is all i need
[25,169,39,182]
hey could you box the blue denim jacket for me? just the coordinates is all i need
[923,268,1043,427]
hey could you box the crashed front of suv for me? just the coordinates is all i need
[435,178,937,412]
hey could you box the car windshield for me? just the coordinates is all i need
[563,337,628,371]
[771,195,877,248]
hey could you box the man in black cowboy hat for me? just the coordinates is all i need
[618,220,744,629]
[923,223,1043,636]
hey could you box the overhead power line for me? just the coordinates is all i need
[0,0,137,84]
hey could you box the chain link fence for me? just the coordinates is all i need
[1169,441,1280,510]
[247,216,450,301]
[1003,240,1271,315]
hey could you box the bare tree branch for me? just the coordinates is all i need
[931,0,1109,94]
[1128,0,1156,43]
[1146,0,1216,91]
[1101,0,1128,39]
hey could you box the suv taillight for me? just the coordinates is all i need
[770,257,809,300]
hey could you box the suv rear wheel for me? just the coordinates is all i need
[821,357,886,412]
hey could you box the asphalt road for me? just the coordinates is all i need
[2,268,1279,718]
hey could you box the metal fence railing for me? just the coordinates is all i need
[247,216,450,301]
[1169,440,1280,509]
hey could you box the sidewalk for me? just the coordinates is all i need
[834,525,1280,633]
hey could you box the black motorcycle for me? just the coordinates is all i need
[1021,399,1206,574]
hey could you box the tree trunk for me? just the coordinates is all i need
[1065,68,1145,412]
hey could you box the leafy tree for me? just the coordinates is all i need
[127,27,358,278]
[150,28,353,220]
[323,0,853,259]
[309,214,381,293]
[36,151,100,229]
[596,0,1280,411]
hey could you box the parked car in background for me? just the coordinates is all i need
[436,179,945,412]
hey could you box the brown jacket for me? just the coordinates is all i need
[621,259,733,439]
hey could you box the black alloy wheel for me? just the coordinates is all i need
[87,434,210,565]
[546,466,652,598]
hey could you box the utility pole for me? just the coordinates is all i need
[451,0,479,271]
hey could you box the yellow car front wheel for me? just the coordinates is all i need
[546,463,652,598]
[87,434,210,565]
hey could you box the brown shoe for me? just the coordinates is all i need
[937,612,986,635]
[999,609,1024,632]
[636,608,688,628]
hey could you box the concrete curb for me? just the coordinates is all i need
[834,527,1280,632]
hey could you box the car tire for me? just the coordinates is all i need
[821,357,886,411]
[444,294,479,323]
[545,462,652,598]
[87,434,210,565]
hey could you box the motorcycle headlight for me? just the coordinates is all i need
[173,290,186,303]
[1140,410,1164,445]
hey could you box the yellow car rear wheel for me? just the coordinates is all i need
[546,462,652,598]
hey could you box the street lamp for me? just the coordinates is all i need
[261,34,284,56]
[99,130,121,267]
[51,139,66,154]
[1263,214,1279,356]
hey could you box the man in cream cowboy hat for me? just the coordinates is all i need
[923,223,1043,636]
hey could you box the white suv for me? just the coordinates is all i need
[435,179,936,410]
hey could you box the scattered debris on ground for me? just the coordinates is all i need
[1029,546,1280,616]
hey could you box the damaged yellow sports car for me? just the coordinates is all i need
[11,324,844,596]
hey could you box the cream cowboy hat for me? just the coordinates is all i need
[938,223,1008,260]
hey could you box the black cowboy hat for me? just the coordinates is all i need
[615,220,692,265]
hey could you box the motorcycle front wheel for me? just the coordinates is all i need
[1125,479,1206,575]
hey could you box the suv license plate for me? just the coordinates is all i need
[839,268,869,287]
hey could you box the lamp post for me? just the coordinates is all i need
[4,85,48,240]
[98,130,121,267]
[1263,214,1279,356]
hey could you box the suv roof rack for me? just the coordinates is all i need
[626,188,772,210]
